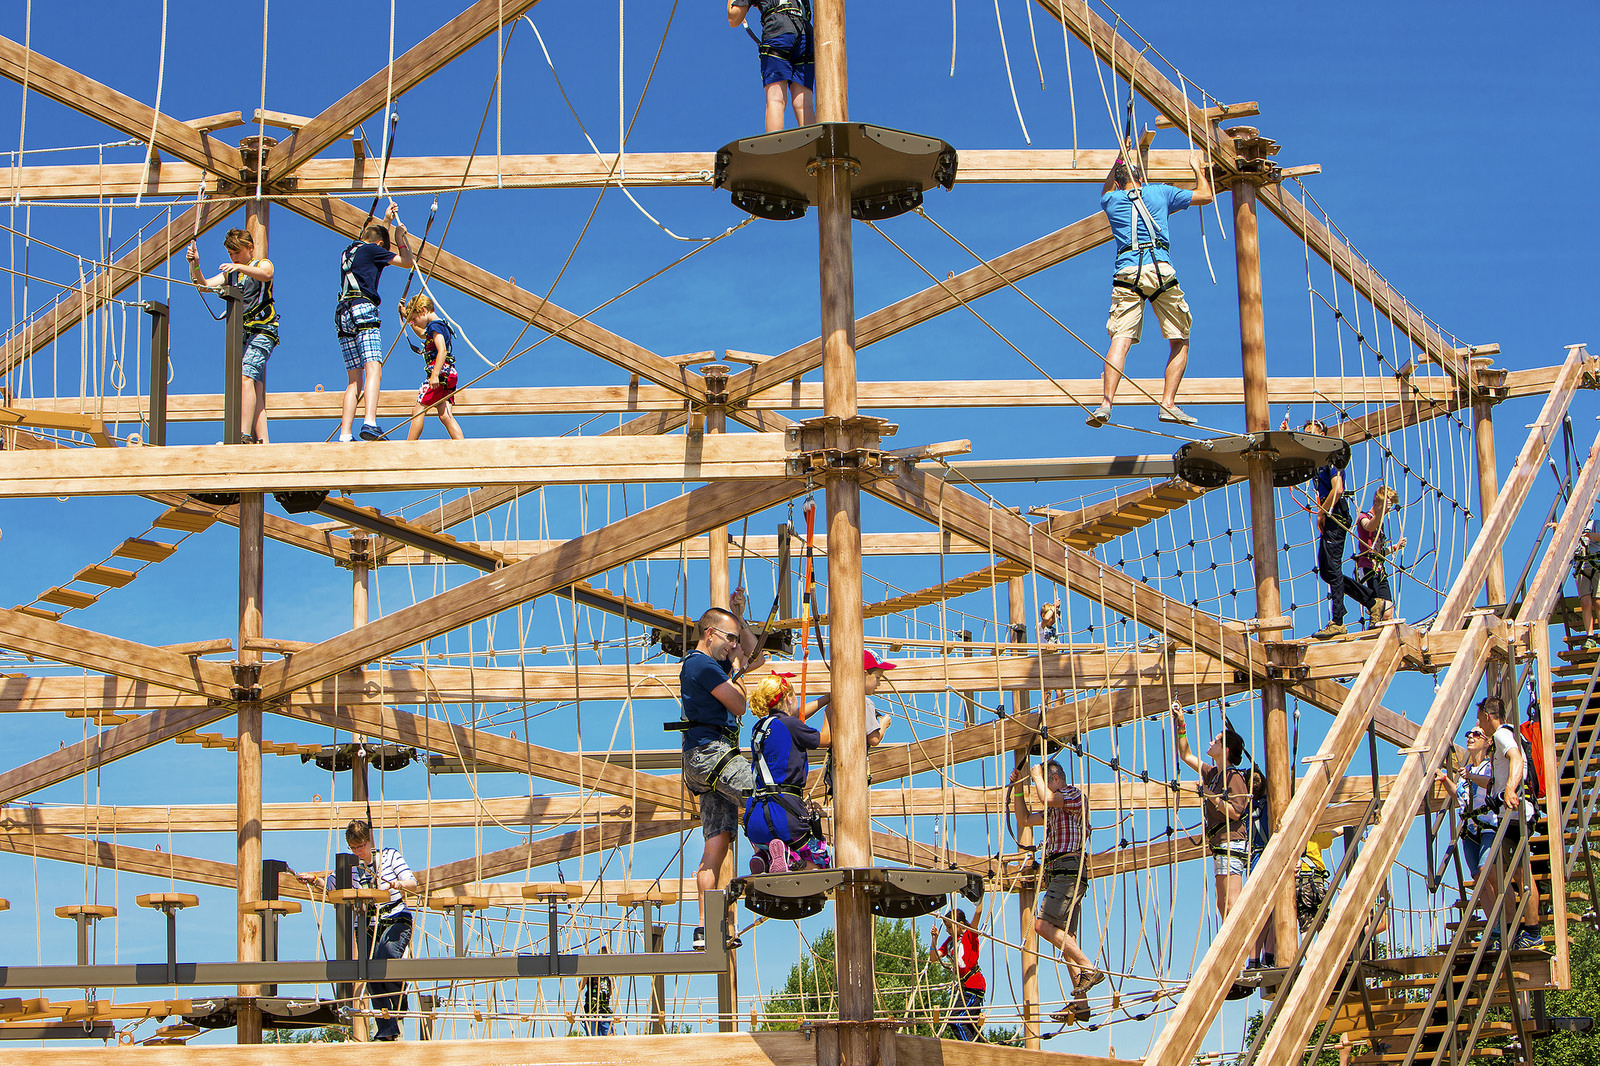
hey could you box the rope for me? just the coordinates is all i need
[133,0,167,209]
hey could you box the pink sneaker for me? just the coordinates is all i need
[767,839,792,873]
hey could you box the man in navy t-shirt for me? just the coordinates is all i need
[679,600,761,950]
[335,199,414,442]
[1086,152,1213,429]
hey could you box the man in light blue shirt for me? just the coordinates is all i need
[1087,152,1213,428]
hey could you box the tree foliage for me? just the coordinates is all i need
[760,917,1014,1042]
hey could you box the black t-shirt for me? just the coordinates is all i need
[339,240,397,305]
[746,0,810,40]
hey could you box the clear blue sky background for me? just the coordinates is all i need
[1,0,1596,1053]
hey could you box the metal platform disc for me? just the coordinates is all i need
[714,123,957,222]
[727,866,982,921]
[1173,430,1350,489]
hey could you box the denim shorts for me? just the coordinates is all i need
[241,330,277,382]
[683,740,754,840]
[1211,845,1250,879]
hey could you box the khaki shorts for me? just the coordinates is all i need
[1034,856,1086,932]
[1106,264,1191,342]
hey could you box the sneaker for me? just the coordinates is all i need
[692,926,706,951]
[767,838,793,874]
[1513,927,1544,950]
[1246,957,1261,971]
[749,850,768,876]
[1158,404,1198,426]
[239,433,258,445]
[1311,623,1347,640]
[1259,952,1276,969]
[1073,967,1106,995]
[359,422,383,441]
[1484,926,1502,951]
[1048,1008,1077,1025]
[1085,404,1112,428]
[1586,639,1599,652]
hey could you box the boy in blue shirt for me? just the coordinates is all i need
[728,0,814,132]
[1302,418,1353,639]
[336,200,414,441]
[679,599,762,950]
[1086,152,1212,429]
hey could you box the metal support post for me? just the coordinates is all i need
[143,301,169,445]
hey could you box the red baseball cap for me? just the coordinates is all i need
[863,650,897,672]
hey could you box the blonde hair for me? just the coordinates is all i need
[222,227,253,254]
[746,673,792,716]
[1039,601,1059,624]
[403,293,435,319]
[345,819,372,848]
[1374,485,1399,509]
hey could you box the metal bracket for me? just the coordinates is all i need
[785,415,900,480]
[1265,663,1310,683]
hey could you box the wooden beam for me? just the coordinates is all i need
[0,776,1419,835]
[284,194,706,403]
[0,832,311,901]
[417,818,691,890]
[0,201,232,376]
[0,148,1238,201]
[267,0,544,176]
[4,374,1473,424]
[0,704,234,804]
[726,212,1112,406]
[381,530,993,565]
[257,477,798,698]
[0,36,243,174]
[268,699,692,815]
[0,608,233,697]
[0,434,790,498]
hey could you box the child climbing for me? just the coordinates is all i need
[335,200,414,442]
[187,229,275,444]
[931,908,986,1041]
[1303,419,1354,640]
[400,294,465,441]
[1344,485,1406,627]
[744,671,833,874]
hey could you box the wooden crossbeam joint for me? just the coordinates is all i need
[230,661,262,704]
[785,415,900,480]
[1224,125,1284,187]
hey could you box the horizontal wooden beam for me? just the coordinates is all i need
[0,148,1220,200]
[0,434,790,498]
[8,374,1475,424]
[1,777,1424,835]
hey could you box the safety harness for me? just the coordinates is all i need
[1110,186,1180,301]
[747,0,812,49]
[1575,528,1600,582]
[747,715,818,845]
[338,240,373,303]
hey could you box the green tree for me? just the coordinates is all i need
[759,917,1013,1043]
[1532,920,1600,1066]
[262,1025,352,1043]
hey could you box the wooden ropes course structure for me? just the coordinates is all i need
[0,2,1596,1065]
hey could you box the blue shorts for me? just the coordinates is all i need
[335,299,383,371]
[759,32,814,90]
[242,330,276,382]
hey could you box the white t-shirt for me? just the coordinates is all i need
[1490,724,1535,822]
[865,697,884,739]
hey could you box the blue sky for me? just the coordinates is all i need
[1,0,1596,1053]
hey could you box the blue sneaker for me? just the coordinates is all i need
[1484,926,1502,951]
[359,422,383,441]
[1513,927,1544,950]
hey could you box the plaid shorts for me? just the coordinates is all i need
[335,299,383,371]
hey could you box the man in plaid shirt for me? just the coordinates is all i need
[1013,759,1103,1019]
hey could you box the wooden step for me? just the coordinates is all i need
[37,587,98,610]
[113,538,177,564]
[152,506,218,533]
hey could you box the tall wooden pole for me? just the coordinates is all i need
[349,539,372,1042]
[1473,394,1506,606]
[1008,576,1039,1049]
[235,182,271,1046]
[705,387,739,1032]
[812,3,874,1064]
[236,492,264,1043]
[1228,127,1297,958]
